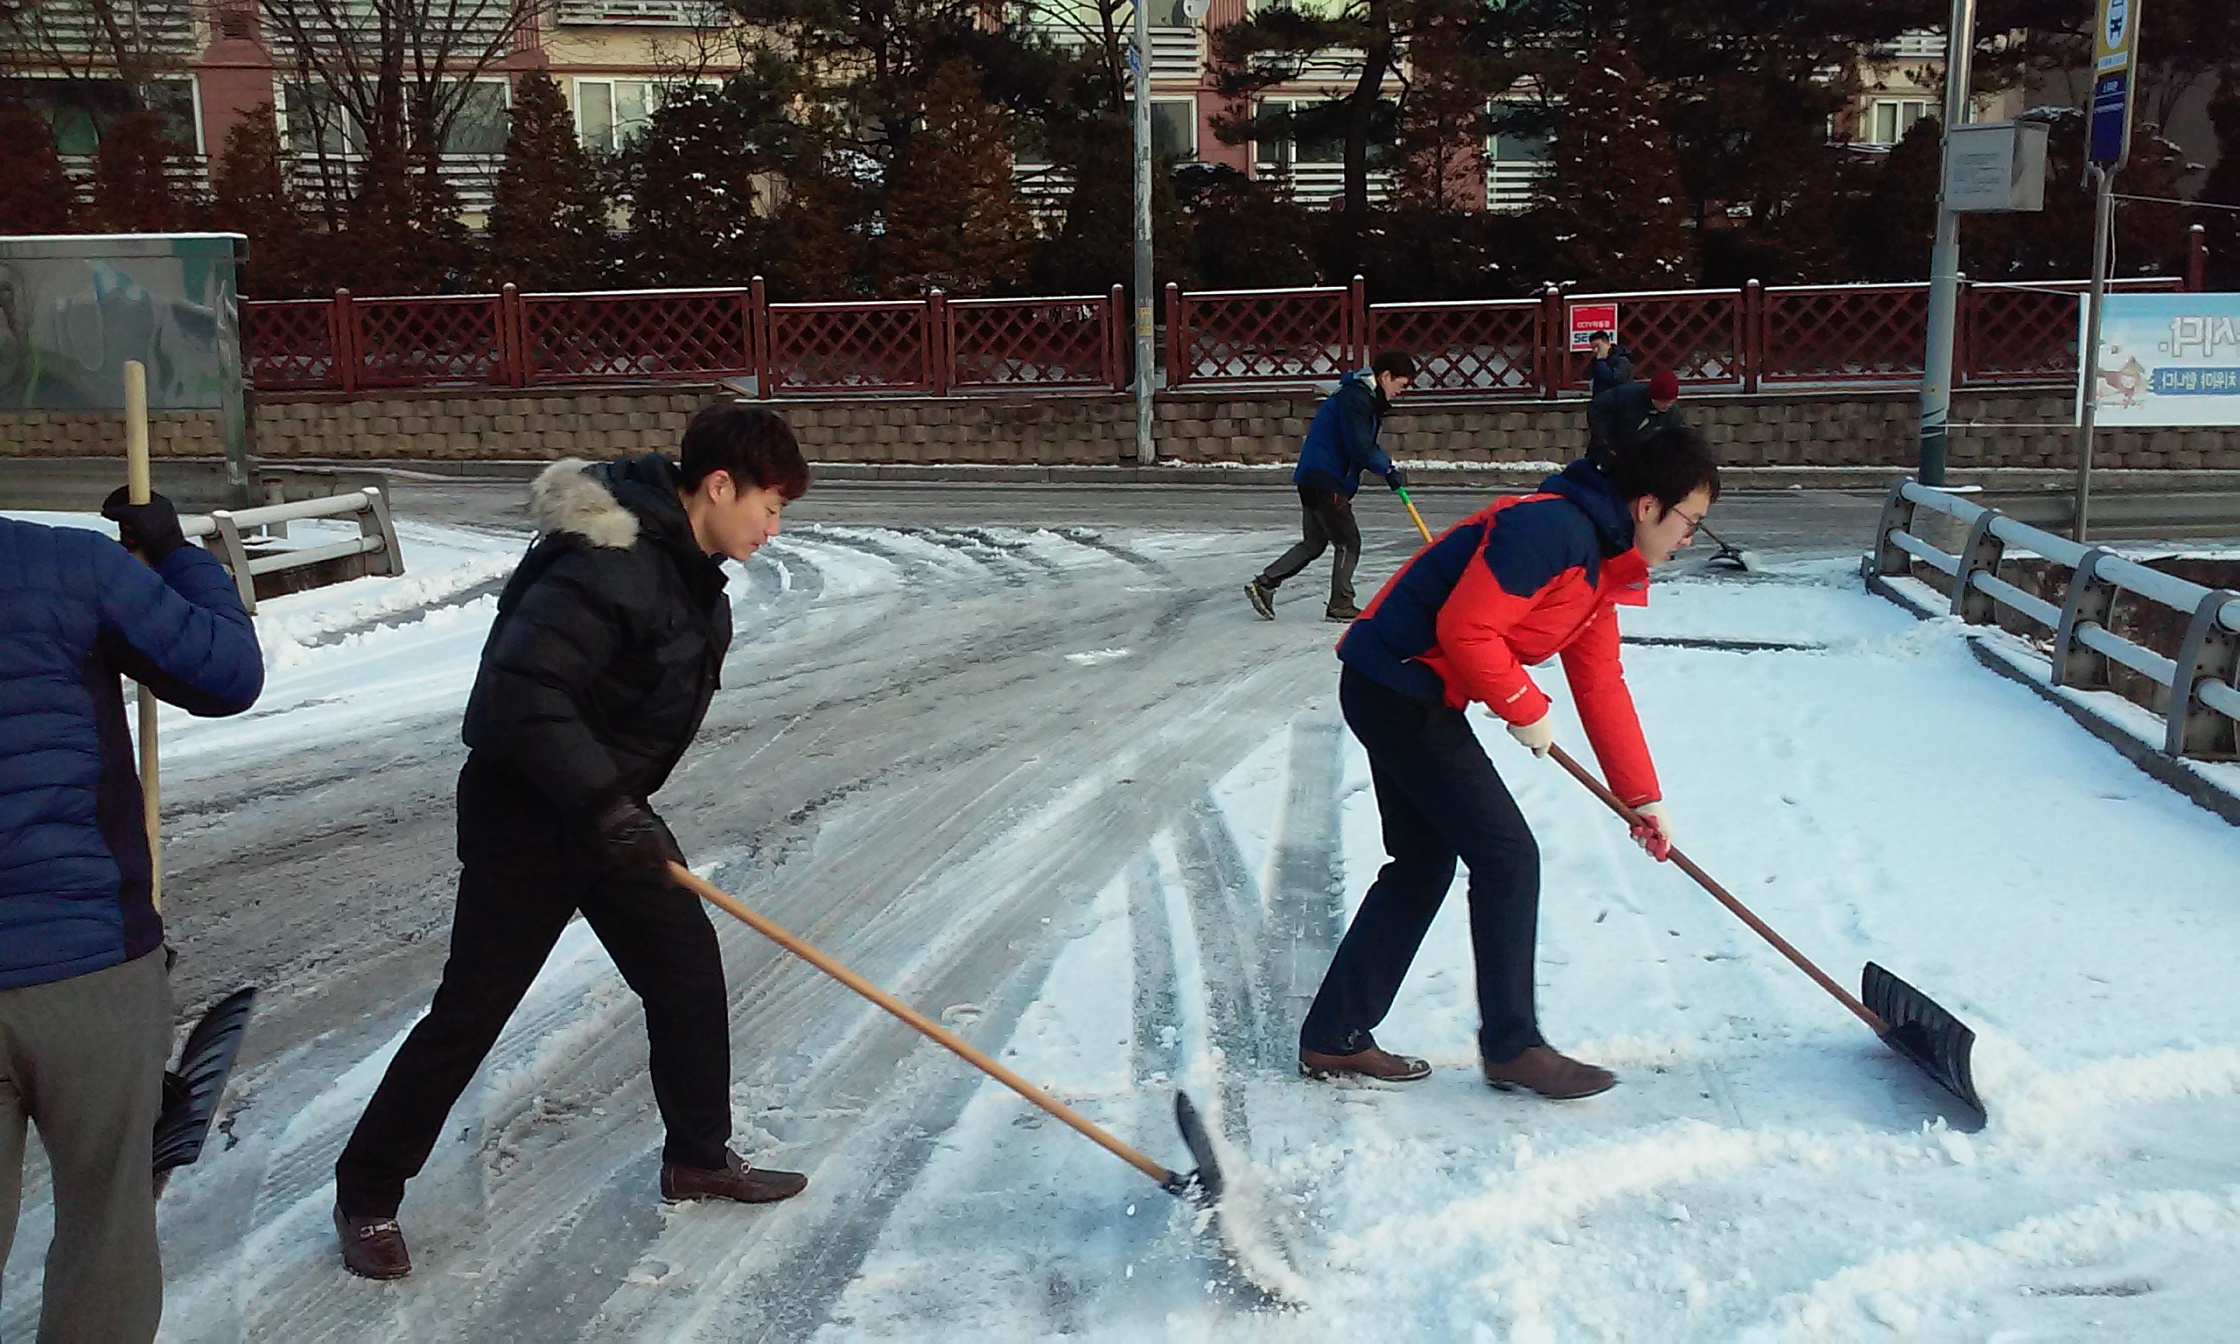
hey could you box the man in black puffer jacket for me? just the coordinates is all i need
[332,404,810,1280]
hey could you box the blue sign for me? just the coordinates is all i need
[2089,72,2131,164]
[2150,367,2240,396]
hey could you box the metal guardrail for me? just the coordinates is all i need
[1868,478,2240,761]
[182,487,404,614]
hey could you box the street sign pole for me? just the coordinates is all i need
[2076,0,2141,541]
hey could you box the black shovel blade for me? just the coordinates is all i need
[1861,962,1984,1121]
[154,987,258,1177]
[1167,1090,1225,1208]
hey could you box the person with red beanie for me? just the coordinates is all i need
[1588,366,1682,463]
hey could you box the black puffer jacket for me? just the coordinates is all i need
[461,454,730,830]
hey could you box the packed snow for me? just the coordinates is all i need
[6,506,2239,1340]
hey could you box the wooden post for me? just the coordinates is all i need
[123,360,162,914]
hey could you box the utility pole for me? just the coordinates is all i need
[1131,0,1155,465]
[1918,0,1979,488]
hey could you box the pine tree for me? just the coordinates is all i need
[484,70,608,291]
[619,62,798,287]
[765,117,877,299]
[878,60,1037,296]
[90,110,192,232]
[2201,78,2240,291]
[1531,40,1696,289]
[1845,115,1940,282]
[212,106,313,297]
[1031,112,1196,297]
[0,102,78,233]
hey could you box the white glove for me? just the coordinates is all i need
[1630,801,1674,861]
[1506,713,1555,758]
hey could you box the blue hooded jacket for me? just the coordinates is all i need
[0,518,263,991]
[1293,370,1395,498]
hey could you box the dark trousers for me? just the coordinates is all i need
[0,950,170,1343]
[1301,667,1546,1063]
[1259,485,1361,607]
[335,771,731,1217]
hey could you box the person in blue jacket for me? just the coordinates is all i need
[1246,349,1417,623]
[0,491,262,1343]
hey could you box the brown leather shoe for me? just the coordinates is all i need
[1299,1043,1431,1082]
[334,1205,411,1280]
[1482,1045,1617,1099]
[660,1150,809,1205]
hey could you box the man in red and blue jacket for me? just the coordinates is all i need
[1298,427,1719,1099]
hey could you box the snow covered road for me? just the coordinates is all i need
[5,496,2238,1341]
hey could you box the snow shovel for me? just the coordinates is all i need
[666,864,1228,1206]
[123,362,264,1196]
[1545,746,1983,1120]
[153,988,259,1197]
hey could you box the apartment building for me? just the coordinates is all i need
[2,1,1982,227]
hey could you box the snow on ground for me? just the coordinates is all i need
[817,558,2240,1342]
[8,508,2239,1338]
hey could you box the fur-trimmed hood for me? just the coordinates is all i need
[530,458,643,550]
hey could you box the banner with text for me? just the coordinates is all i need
[2078,291,2240,427]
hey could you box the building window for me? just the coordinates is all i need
[0,76,200,156]
[1131,97,1198,161]
[279,79,509,158]
[574,77,714,154]
[1485,121,1551,212]
[1254,98,1344,168]
[1865,98,1930,146]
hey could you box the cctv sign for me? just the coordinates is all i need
[1568,302,1619,352]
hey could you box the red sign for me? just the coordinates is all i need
[1568,302,1620,352]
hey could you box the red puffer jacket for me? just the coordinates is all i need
[1337,458,1660,806]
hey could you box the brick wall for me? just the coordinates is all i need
[7,384,2240,469]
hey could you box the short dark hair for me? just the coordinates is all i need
[1606,423,1721,511]
[1590,331,1613,343]
[1371,349,1418,380]
[679,403,810,500]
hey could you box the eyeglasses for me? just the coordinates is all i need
[1669,506,1707,541]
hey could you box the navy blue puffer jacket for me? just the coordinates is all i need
[0,517,263,991]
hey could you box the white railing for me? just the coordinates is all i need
[183,487,404,614]
[1867,478,2240,762]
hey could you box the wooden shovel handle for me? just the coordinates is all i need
[1545,746,1888,1035]
[125,360,161,913]
[667,863,1179,1186]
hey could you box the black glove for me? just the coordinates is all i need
[1384,468,1407,492]
[101,487,187,562]
[591,797,685,879]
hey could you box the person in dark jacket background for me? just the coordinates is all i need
[332,404,811,1281]
[1588,367,1681,462]
[1246,349,1418,623]
[1,493,263,1342]
[1586,332,1634,398]
[1297,426,1719,1102]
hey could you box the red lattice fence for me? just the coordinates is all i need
[1760,283,1929,386]
[238,272,2192,399]
[763,299,932,395]
[351,293,506,389]
[1960,278,2181,387]
[1165,281,1364,389]
[241,299,343,392]
[947,291,1125,392]
[1366,297,1546,395]
[520,289,754,384]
